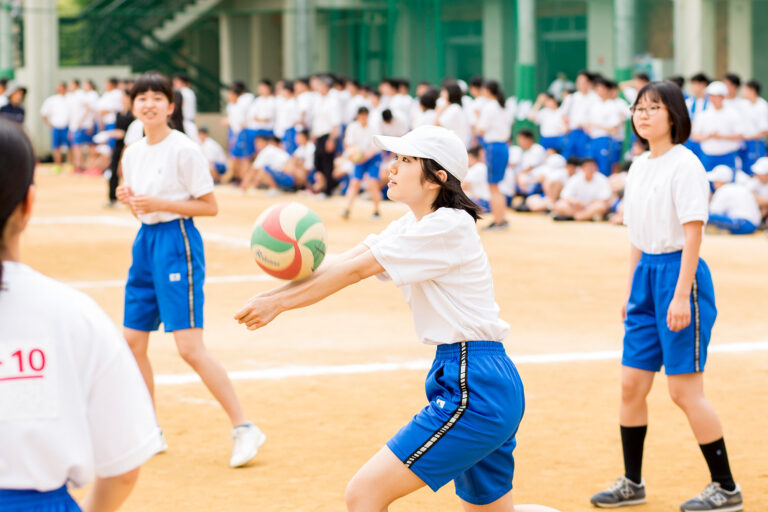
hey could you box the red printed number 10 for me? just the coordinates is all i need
[11,349,46,373]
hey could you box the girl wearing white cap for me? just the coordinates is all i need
[707,165,761,235]
[691,81,743,172]
[591,82,742,511]
[0,121,159,510]
[235,125,560,512]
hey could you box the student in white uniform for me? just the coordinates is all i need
[748,157,768,223]
[243,135,292,194]
[67,80,90,172]
[435,81,471,148]
[40,82,70,172]
[411,88,439,129]
[706,165,761,235]
[311,75,343,197]
[116,72,264,468]
[273,80,300,155]
[561,71,597,158]
[513,129,547,201]
[526,155,579,212]
[739,80,768,174]
[342,107,383,220]
[528,93,567,153]
[294,78,316,131]
[198,126,227,181]
[0,118,159,512]
[246,79,276,152]
[285,129,315,190]
[475,80,512,230]
[467,76,486,143]
[463,145,491,212]
[611,81,632,172]
[391,79,413,127]
[235,124,561,512]
[684,73,710,159]
[618,72,650,105]
[225,82,253,182]
[591,81,742,511]
[551,157,611,221]
[587,77,623,176]
[691,81,743,172]
[173,73,197,124]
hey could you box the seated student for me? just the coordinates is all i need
[342,106,383,220]
[198,127,227,183]
[525,154,575,212]
[499,144,524,206]
[285,129,315,191]
[748,157,768,225]
[528,93,567,153]
[708,165,762,235]
[551,157,612,221]
[740,80,768,174]
[462,145,491,212]
[516,153,566,211]
[691,81,743,171]
[513,129,547,200]
[242,135,291,194]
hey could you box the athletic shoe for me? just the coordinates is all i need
[552,214,575,221]
[515,203,531,213]
[230,423,266,468]
[369,211,381,221]
[50,164,62,175]
[680,482,743,511]
[590,476,646,508]
[157,428,168,454]
[482,220,509,231]
[341,209,350,220]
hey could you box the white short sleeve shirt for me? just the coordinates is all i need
[40,94,70,129]
[623,145,710,253]
[710,183,762,226]
[0,262,159,491]
[561,171,612,203]
[476,100,511,143]
[362,208,509,345]
[253,144,290,171]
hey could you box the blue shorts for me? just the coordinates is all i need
[249,128,274,154]
[71,128,91,145]
[684,139,703,160]
[214,162,226,174]
[387,341,525,505]
[739,140,766,175]
[591,136,615,176]
[230,130,253,159]
[353,154,382,180]
[0,486,80,512]
[51,127,69,149]
[473,198,491,213]
[563,128,591,158]
[708,214,758,235]
[265,166,296,189]
[105,122,117,149]
[124,218,205,332]
[612,139,623,165]
[282,127,297,155]
[539,135,565,153]
[701,152,737,173]
[623,251,717,375]
[484,142,509,184]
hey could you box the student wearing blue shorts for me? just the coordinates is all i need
[342,107,383,220]
[40,82,70,173]
[116,72,264,469]
[591,82,742,511]
[236,125,561,512]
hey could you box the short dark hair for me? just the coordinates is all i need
[259,79,274,93]
[666,75,685,88]
[174,72,190,84]
[631,80,691,145]
[419,88,439,110]
[724,73,741,87]
[131,71,174,103]
[108,77,119,87]
[419,158,482,222]
[443,81,462,105]
[71,79,81,87]
[398,78,410,90]
[635,72,650,83]
[746,79,762,95]
[469,76,484,89]
[230,81,246,95]
[690,73,710,84]
[566,156,581,166]
[517,129,534,140]
[577,70,594,82]
[199,126,209,134]
[580,157,597,166]
[468,145,483,158]
[356,106,369,116]
[282,80,294,93]
[381,109,393,122]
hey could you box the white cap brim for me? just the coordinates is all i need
[373,134,431,160]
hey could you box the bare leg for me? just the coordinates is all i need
[573,200,609,221]
[345,446,426,512]
[489,183,506,224]
[667,373,724,444]
[619,366,655,426]
[124,328,155,405]
[367,176,382,214]
[173,328,247,427]
[344,178,362,214]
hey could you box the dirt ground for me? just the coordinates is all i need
[23,168,768,511]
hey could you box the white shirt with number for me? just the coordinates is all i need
[121,130,214,225]
[363,208,509,345]
[0,262,159,491]
[40,94,70,129]
[623,145,709,253]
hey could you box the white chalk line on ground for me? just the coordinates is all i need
[154,340,768,386]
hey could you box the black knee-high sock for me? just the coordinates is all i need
[700,438,736,491]
[621,425,647,485]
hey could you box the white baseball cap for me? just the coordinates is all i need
[752,157,768,175]
[706,81,728,97]
[545,153,566,168]
[373,125,469,181]
[708,165,733,182]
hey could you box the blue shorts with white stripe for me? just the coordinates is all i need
[0,486,80,512]
[623,251,717,375]
[386,341,525,506]
[124,218,205,332]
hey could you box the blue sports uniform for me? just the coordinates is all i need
[0,487,81,512]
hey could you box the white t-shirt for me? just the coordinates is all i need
[747,177,768,198]
[411,109,436,129]
[438,104,471,148]
[561,171,612,203]
[121,130,214,224]
[464,162,491,202]
[562,90,598,129]
[520,144,547,171]
[612,98,632,141]
[710,183,762,225]
[623,145,709,253]
[84,90,100,130]
[296,91,318,129]
[742,98,768,139]
[273,97,299,137]
[124,119,144,146]
[535,108,566,137]
[246,95,275,131]
[201,137,226,166]
[693,106,743,155]
[40,94,70,128]
[292,142,315,171]
[344,120,377,153]
[67,90,88,131]
[0,262,159,490]
[390,94,413,124]
[97,89,123,126]
[378,112,409,137]
[588,98,621,138]
[476,100,511,143]
[345,94,371,125]
[228,93,253,133]
[311,93,342,138]
[180,87,197,122]
[362,208,510,345]
[253,144,290,171]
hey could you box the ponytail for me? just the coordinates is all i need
[0,119,36,290]
[420,158,482,222]
[484,80,506,108]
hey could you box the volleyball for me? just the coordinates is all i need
[250,202,327,281]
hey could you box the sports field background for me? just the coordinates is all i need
[25,167,768,511]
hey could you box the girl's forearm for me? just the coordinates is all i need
[158,195,217,217]
[674,222,703,298]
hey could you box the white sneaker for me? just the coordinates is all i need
[157,428,168,454]
[230,423,266,468]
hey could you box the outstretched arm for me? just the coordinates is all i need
[234,246,384,330]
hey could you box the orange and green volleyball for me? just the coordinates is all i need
[250,202,327,281]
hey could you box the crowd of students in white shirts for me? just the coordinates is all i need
[37,69,768,234]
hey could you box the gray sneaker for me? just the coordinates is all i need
[590,476,646,508]
[680,482,743,512]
